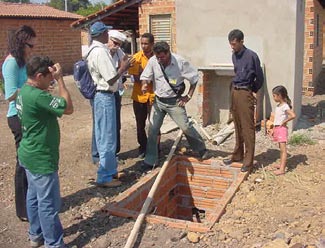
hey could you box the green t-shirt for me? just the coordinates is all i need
[17,84,67,174]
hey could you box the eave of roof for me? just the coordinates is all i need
[71,0,142,30]
[0,2,82,20]
[319,0,325,8]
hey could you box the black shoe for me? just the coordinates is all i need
[240,165,252,173]
[223,158,233,165]
[138,152,145,159]
[140,161,154,173]
[223,158,242,165]
[199,149,209,160]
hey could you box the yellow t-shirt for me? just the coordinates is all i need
[128,50,155,104]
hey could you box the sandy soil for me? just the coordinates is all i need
[0,76,324,248]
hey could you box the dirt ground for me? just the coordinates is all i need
[0,76,324,248]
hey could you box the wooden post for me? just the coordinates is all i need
[124,130,183,248]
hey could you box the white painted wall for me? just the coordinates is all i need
[175,0,304,128]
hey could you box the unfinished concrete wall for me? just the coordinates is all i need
[175,0,305,128]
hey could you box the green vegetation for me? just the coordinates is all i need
[48,0,90,12]
[48,0,111,15]
[76,3,105,16]
[3,0,30,3]
[4,0,116,17]
[289,133,316,146]
[0,79,4,95]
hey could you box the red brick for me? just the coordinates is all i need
[186,222,210,232]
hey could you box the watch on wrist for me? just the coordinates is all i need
[187,94,192,99]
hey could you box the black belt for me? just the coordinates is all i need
[96,90,113,94]
[156,96,178,100]
[233,86,251,91]
[156,96,178,103]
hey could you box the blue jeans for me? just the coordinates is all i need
[90,99,99,164]
[144,97,206,165]
[94,92,117,183]
[91,93,121,162]
[23,166,65,248]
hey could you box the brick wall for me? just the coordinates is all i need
[304,0,325,96]
[138,0,176,52]
[105,156,248,232]
[0,18,81,76]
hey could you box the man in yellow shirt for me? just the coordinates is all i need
[128,33,155,158]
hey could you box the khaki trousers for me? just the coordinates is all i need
[230,88,255,166]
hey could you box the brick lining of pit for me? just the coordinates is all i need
[104,156,249,233]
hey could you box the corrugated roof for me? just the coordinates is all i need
[71,0,141,30]
[0,2,82,20]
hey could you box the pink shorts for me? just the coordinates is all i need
[273,126,288,143]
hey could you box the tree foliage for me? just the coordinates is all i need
[47,0,118,16]
[75,3,105,17]
[2,0,30,3]
[48,0,90,12]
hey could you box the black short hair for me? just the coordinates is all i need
[141,33,154,43]
[153,41,170,54]
[26,56,54,78]
[228,29,244,42]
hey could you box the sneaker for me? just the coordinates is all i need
[116,156,125,165]
[96,179,122,188]
[18,217,28,222]
[30,239,44,248]
[113,171,126,179]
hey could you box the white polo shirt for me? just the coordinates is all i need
[140,53,199,98]
[87,40,118,92]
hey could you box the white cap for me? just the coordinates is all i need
[108,30,127,43]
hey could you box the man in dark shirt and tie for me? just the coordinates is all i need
[224,29,264,172]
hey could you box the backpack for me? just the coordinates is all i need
[73,46,98,99]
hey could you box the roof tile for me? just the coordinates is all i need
[0,2,82,20]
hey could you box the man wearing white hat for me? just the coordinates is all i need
[87,22,130,188]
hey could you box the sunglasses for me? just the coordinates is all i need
[111,39,121,46]
[25,43,34,49]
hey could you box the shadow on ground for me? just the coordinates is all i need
[254,148,308,172]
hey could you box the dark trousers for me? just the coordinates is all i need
[115,92,122,154]
[230,88,255,166]
[133,100,152,154]
[7,115,28,220]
